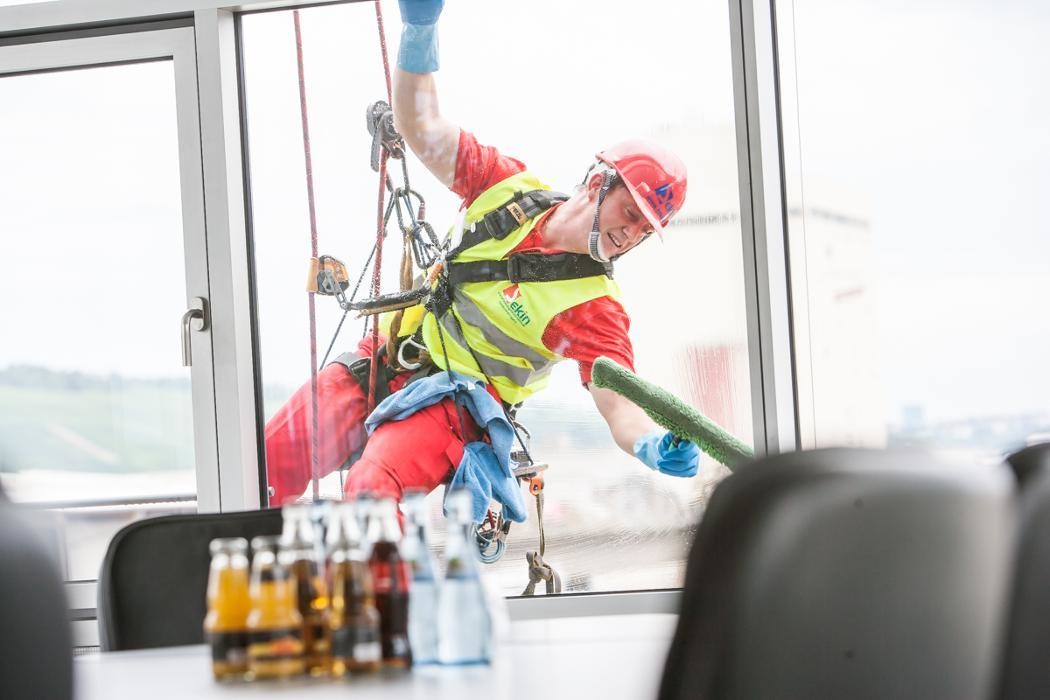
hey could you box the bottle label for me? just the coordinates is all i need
[332,623,381,663]
[354,640,382,663]
[246,628,305,662]
[208,631,248,664]
[371,559,411,594]
[390,635,410,658]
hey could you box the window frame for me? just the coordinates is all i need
[0,25,224,510]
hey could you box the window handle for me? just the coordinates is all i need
[181,297,208,367]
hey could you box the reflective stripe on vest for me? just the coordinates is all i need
[421,171,622,405]
[437,309,553,388]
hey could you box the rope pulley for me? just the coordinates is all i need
[307,255,350,296]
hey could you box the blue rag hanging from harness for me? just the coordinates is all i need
[363,371,528,523]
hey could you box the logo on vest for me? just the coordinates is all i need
[497,284,531,327]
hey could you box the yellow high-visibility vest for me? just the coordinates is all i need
[418,171,623,405]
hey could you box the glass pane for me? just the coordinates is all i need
[0,61,197,581]
[242,0,751,594]
[779,0,1050,454]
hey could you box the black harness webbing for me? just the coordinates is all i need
[332,347,396,406]
[447,189,569,260]
[447,252,612,286]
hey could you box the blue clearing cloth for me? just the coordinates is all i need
[364,370,527,524]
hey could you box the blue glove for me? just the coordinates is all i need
[633,430,700,478]
[397,0,444,73]
[399,0,444,25]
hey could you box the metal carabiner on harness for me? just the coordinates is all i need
[475,510,511,564]
[397,335,428,371]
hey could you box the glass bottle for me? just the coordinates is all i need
[326,501,382,676]
[367,498,413,669]
[353,492,377,558]
[401,489,441,664]
[203,537,250,681]
[437,489,493,665]
[281,504,330,676]
[245,535,305,680]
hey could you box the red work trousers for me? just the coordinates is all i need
[263,335,485,506]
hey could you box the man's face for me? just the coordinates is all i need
[593,182,655,260]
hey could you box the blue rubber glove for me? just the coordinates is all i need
[397,0,444,73]
[633,430,700,478]
[399,0,444,24]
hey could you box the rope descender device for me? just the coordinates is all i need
[366,99,404,172]
[307,255,350,297]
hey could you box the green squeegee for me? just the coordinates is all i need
[591,356,754,470]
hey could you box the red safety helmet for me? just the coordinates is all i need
[596,139,687,236]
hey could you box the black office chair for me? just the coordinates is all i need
[659,448,1015,700]
[0,485,73,700]
[997,442,1050,700]
[97,508,283,651]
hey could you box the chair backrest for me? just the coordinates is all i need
[997,442,1050,700]
[659,448,1015,700]
[97,508,283,651]
[0,490,73,700]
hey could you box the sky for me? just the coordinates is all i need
[784,0,1050,424]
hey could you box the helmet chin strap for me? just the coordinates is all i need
[587,171,614,263]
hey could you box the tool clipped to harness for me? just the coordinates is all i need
[347,285,430,316]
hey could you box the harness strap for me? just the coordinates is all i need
[447,189,569,260]
[332,348,395,407]
[447,252,612,286]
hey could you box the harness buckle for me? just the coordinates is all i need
[506,255,524,283]
[506,201,527,226]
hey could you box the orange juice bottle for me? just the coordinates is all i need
[245,535,305,680]
[204,537,250,680]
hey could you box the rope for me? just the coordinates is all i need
[291,1,427,493]
[293,9,321,502]
[373,0,393,105]
[366,0,395,414]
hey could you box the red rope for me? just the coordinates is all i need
[374,0,394,103]
[293,9,321,502]
[367,0,394,414]
[290,2,395,502]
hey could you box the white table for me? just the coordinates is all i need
[75,614,677,700]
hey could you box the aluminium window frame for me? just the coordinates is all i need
[0,24,224,510]
[0,0,799,621]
